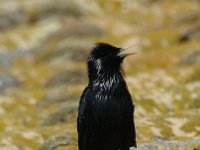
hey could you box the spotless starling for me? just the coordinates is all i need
[77,43,137,150]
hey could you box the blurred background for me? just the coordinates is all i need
[0,0,200,149]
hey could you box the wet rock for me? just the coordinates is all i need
[181,48,200,64]
[0,73,20,92]
[39,133,72,150]
[179,23,200,42]
[40,101,78,126]
[43,69,86,87]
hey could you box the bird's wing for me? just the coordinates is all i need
[77,87,89,132]
[130,104,137,148]
[77,87,90,149]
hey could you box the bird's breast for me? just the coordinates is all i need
[90,91,132,119]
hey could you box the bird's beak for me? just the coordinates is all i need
[118,44,138,58]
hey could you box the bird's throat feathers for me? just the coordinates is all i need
[88,66,124,90]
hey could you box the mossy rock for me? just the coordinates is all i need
[40,101,78,126]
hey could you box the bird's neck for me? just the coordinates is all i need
[89,70,125,90]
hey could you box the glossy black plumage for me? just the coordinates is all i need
[77,43,137,150]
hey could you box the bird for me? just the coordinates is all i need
[77,43,137,150]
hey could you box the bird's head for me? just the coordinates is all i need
[87,43,136,80]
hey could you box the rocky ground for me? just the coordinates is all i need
[0,0,200,150]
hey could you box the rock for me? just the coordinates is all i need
[0,145,19,150]
[39,135,200,150]
[37,87,79,107]
[181,48,200,64]
[0,50,32,68]
[32,19,104,64]
[33,38,91,64]
[179,23,200,42]
[0,53,17,68]
[40,101,78,126]
[31,20,104,64]
[0,8,27,30]
[141,0,162,3]
[174,11,200,26]
[42,69,86,87]
[58,19,104,37]
[186,68,200,82]
[37,93,67,108]
[0,73,20,92]
[39,133,72,150]
[130,138,200,150]
[27,0,84,22]
[0,0,86,30]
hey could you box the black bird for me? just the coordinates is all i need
[77,43,137,150]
